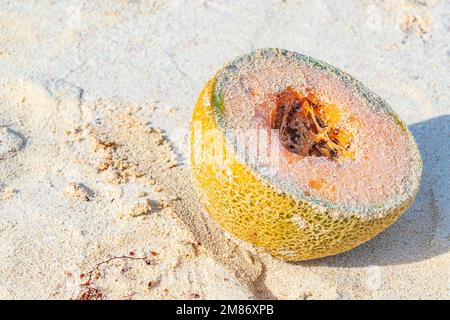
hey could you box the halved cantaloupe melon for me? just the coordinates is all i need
[190,48,422,261]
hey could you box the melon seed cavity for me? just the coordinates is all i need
[271,87,353,160]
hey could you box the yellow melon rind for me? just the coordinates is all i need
[190,78,418,261]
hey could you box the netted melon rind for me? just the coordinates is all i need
[190,78,419,261]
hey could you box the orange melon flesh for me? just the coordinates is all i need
[212,49,421,210]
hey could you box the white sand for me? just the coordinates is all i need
[0,0,448,299]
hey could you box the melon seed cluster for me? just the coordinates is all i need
[270,87,353,160]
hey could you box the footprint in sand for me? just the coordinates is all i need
[0,126,25,160]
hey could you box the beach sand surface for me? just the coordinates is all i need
[0,0,448,299]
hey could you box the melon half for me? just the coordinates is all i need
[190,48,422,261]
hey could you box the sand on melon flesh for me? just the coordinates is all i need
[213,49,421,216]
